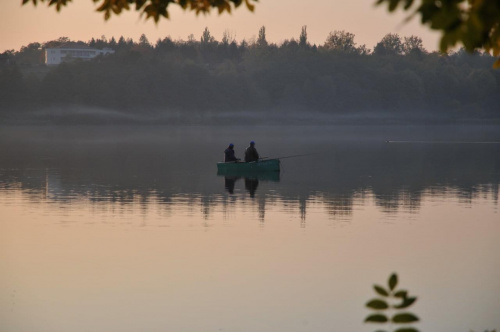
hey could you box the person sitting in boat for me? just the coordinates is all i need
[244,141,260,162]
[224,143,240,162]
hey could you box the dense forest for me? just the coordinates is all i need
[1,27,499,124]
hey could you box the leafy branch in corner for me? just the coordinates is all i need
[375,0,500,68]
[22,0,258,22]
[365,273,419,332]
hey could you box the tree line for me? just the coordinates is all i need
[1,27,499,124]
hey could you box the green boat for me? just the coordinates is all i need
[216,158,280,173]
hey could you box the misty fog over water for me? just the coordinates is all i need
[1,124,499,218]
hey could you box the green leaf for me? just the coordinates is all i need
[374,285,389,296]
[394,290,407,298]
[365,314,389,323]
[389,0,400,11]
[394,296,417,309]
[394,328,420,332]
[366,299,389,310]
[244,0,255,11]
[392,313,419,323]
[388,273,398,291]
[403,0,414,10]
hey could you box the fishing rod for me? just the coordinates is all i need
[385,140,500,144]
[260,153,318,160]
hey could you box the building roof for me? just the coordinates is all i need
[46,42,94,50]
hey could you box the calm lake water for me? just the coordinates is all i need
[1,125,499,332]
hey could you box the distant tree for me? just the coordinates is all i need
[156,36,175,52]
[324,30,367,54]
[201,27,216,44]
[402,35,427,56]
[117,36,126,46]
[221,30,236,45]
[219,30,239,60]
[257,26,268,47]
[57,36,70,43]
[139,34,151,47]
[17,42,44,65]
[357,44,371,56]
[92,35,109,49]
[4,30,499,118]
[374,33,403,56]
[187,34,196,44]
[134,34,152,54]
[299,26,308,48]
[324,30,356,53]
[467,68,497,100]
[43,37,72,49]
[281,39,299,51]
[108,37,117,48]
[0,50,15,67]
[115,36,132,52]
[0,65,24,104]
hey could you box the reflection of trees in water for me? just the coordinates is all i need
[374,190,422,214]
[1,167,499,223]
[318,193,355,219]
[1,142,499,222]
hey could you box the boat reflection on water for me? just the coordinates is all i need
[217,170,280,197]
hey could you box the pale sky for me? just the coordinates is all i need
[0,0,440,53]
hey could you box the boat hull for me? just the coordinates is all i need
[216,159,280,173]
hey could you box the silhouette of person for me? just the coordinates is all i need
[224,143,240,162]
[244,141,259,162]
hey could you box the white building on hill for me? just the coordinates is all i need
[45,44,114,65]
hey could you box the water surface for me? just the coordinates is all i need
[1,125,499,332]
